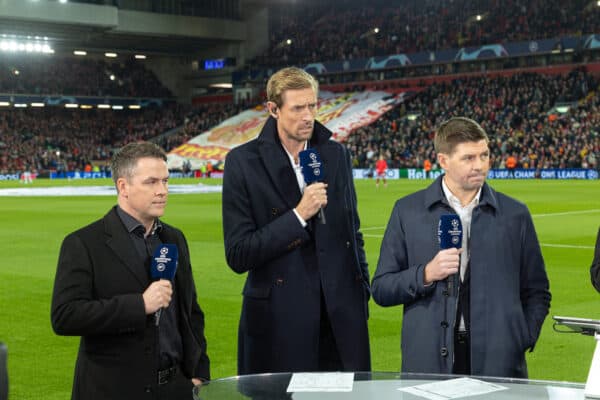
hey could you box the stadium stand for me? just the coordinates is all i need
[252,0,600,68]
[0,1,598,177]
[0,57,171,97]
[345,68,600,171]
[0,103,244,175]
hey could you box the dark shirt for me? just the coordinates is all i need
[116,206,183,369]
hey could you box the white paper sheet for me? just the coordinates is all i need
[398,377,508,399]
[286,372,354,392]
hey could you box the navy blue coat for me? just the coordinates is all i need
[222,117,371,374]
[372,176,550,378]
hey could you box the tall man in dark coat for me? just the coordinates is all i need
[51,142,210,400]
[222,67,371,374]
[372,117,551,378]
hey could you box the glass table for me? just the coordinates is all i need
[193,372,585,399]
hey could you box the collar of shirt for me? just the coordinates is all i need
[282,141,308,192]
[441,179,481,213]
[116,206,163,238]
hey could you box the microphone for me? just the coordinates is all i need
[150,244,178,326]
[437,214,463,296]
[299,148,326,224]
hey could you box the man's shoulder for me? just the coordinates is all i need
[225,139,260,161]
[160,221,184,238]
[64,215,107,244]
[487,185,530,215]
[391,187,431,217]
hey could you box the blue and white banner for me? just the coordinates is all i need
[488,169,598,180]
[234,34,599,84]
[49,171,112,179]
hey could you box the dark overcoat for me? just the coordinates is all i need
[222,117,371,374]
[372,176,550,378]
[51,207,210,400]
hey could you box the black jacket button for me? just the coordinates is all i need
[441,347,448,357]
[441,321,449,328]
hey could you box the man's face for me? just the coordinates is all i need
[117,157,169,225]
[438,139,490,193]
[271,88,317,144]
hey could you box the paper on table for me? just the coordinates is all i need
[398,377,508,400]
[286,372,354,392]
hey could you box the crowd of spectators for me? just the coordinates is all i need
[0,57,171,98]
[345,68,599,171]
[0,102,242,174]
[156,102,246,152]
[251,0,600,69]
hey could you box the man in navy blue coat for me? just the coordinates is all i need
[222,67,370,375]
[372,117,550,378]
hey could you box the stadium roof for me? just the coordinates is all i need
[0,0,286,56]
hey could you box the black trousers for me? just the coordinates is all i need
[156,367,194,400]
[318,289,343,371]
[452,331,471,375]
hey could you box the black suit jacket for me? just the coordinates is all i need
[222,117,371,374]
[51,207,209,400]
[591,227,600,292]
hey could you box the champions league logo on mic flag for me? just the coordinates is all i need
[151,244,178,280]
[299,149,325,184]
[438,214,463,249]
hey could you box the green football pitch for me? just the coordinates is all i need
[0,178,598,399]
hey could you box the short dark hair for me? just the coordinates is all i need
[111,142,167,185]
[434,117,489,155]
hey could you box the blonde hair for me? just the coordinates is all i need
[266,67,319,108]
[434,117,489,155]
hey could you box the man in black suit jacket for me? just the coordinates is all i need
[222,67,371,374]
[591,227,600,292]
[51,142,209,400]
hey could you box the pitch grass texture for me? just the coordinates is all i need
[0,178,598,399]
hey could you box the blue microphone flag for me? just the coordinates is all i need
[150,244,178,280]
[299,148,325,184]
[438,214,463,249]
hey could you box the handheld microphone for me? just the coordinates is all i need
[438,214,463,296]
[299,148,326,224]
[150,244,178,326]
